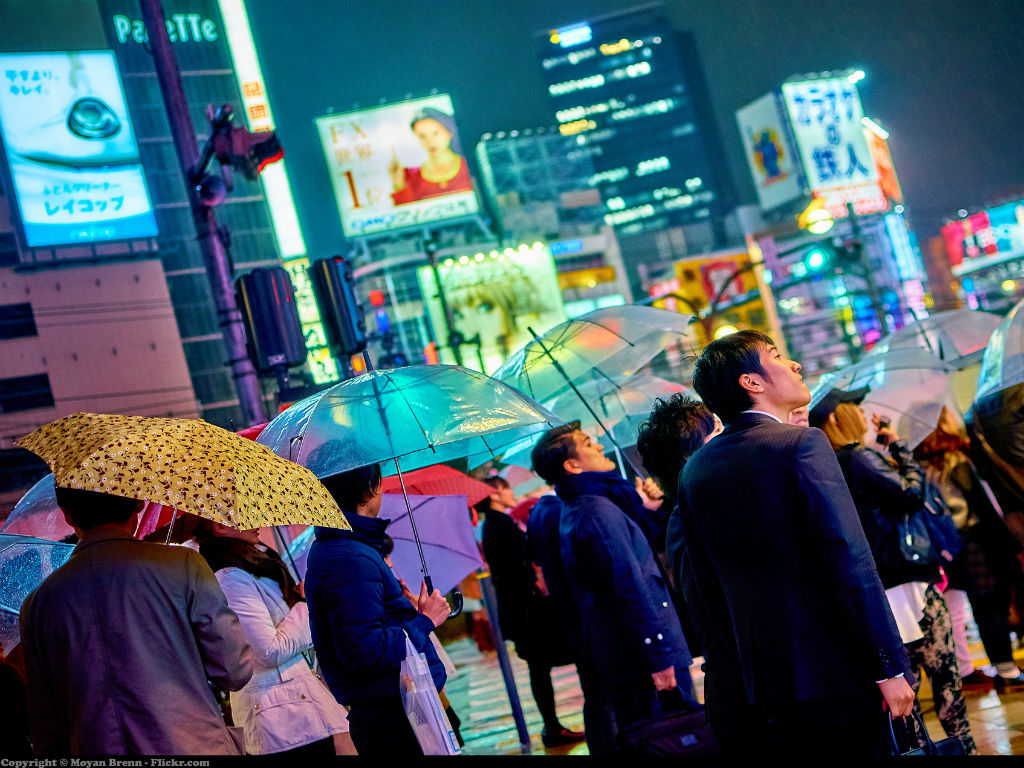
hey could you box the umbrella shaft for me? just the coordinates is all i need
[394,457,432,589]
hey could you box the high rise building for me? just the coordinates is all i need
[535,5,737,258]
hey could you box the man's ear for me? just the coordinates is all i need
[738,372,763,395]
[562,456,582,476]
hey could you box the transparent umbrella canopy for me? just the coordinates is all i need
[867,309,1001,368]
[492,305,692,471]
[810,350,959,448]
[975,297,1024,402]
[255,364,562,597]
[0,533,75,653]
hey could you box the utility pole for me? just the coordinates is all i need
[423,233,464,366]
[140,0,266,426]
[846,201,890,338]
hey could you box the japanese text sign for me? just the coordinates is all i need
[782,77,885,217]
[0,51,158,247]
[316,94,480,238]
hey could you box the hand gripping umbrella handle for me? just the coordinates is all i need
[424,575,463,619]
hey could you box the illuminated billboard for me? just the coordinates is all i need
[416,244,567,374]
[781,77,886,218]
[316,94,480,238]
[0,51,158,247]
[735,92,803,212]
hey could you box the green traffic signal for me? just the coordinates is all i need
[804,246,830,271]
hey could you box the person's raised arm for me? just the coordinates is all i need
[216,568,311,669]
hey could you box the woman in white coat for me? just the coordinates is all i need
[196,521,355,756]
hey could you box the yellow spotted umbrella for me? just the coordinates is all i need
[15,413,350,531]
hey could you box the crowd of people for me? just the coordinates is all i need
[5,328,1024,756]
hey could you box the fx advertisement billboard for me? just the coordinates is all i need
[316,94,480,238]
[0,51,158,247]
[781,77,886,218]
[416,245,566,374]
[735,92,803,212]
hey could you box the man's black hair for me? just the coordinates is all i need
[636,394,715,502]
[320,463,383,513]
[54,486,140,531]
[692,330,775,423]
[530,421,581,486]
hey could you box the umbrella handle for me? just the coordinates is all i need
[447,587,463,619]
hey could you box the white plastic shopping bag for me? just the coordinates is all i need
[400,631,461,755]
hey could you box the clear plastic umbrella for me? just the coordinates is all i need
[0,533,75,653]
[867,309,1001,369]
[975,298,1024,402]
[493,306,692,471]
[810,350,959,448]
[255,364,561,596]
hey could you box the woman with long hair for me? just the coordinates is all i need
[816,398,976,753]
[194,521,355,756]
[914,405,1024,691]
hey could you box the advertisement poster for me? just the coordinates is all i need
[416,245,566,374]
[735,92,803,212]
[316,94,480,238]
[0,51,158,247]
[781,77,886,218]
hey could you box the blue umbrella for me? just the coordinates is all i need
[0,533,76,653]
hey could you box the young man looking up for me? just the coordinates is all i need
[665,330,915,757]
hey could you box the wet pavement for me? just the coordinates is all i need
[440,630,1024,756]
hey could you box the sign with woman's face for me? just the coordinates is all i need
[316,93,480,238]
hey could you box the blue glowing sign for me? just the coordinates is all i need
[554,24,592,48]
[549,238,584,256]
[0,51,158,247]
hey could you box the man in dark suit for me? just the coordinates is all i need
[665,330,915,756]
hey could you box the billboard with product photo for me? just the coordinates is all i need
[735,92,803,212]
[781,77,886,218]
[316,94,480,238]
[0,51,158,248]
[416,244,566,374]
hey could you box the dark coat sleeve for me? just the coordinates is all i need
[574,497,685,674]
[19,591,65,756]
[795,429,912,682]
[844,441,925,517]
[318,550,434,674]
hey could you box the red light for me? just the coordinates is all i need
[368,289,386,307]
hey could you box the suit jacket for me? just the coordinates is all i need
[20,530,254,755]
[666,413,910,707]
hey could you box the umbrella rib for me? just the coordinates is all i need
[384,370,436,455]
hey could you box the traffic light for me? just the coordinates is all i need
[213,126,283,181]
[803,246,831,272]
[309,256,367,357]
[235,267,307,374]
[797,198,834,235]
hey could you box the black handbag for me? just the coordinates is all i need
[896,508,940,567]
[616,690,721,756]
[886,712,966,756]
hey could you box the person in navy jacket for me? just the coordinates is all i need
[531,421,697,747]
[305,463,451,757]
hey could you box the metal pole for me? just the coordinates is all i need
[424,234,464,366]
[478,573,532,754]
[140,0,265,427]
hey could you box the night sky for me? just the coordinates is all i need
[245,0,1024,259]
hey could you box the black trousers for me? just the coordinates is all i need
[346,695,423,757]
[968,586,1015,666]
